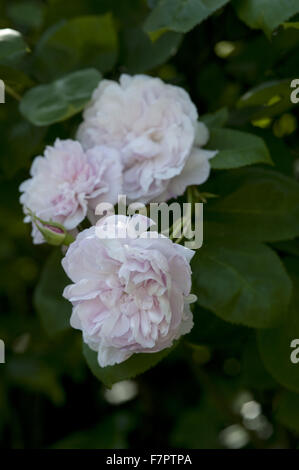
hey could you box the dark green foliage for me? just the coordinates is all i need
[1,0,299,450]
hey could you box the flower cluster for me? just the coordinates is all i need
[20,74,216,367]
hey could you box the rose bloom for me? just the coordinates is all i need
[62,215,196,367]
[77,74,217,203]
[19,139,122,244]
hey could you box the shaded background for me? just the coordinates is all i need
[0,0,299,449]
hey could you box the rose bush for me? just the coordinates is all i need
[1,0,299,451]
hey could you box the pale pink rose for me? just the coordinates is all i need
[77,74,216,203]
[19,139,122,244]
[62,215,196,367]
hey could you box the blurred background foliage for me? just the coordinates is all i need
[0,0,299,449]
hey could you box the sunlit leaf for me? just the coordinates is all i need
[237,80,295,120]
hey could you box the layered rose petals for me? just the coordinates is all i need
[62,215,196,367]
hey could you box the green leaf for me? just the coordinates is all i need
[83,342,176,388]
[0,28,29,64]
[237,80,295,120]
[258,257,299,393]
[192,240,292,328]
[34,14,117,80]
[200,107,229,130]
[19,68,101,126]
[144,0,230,34]
[122,27,182,73]
[34,250,71,337]
[207,128,272,169]
[275,390,299,432]
[7,1,45,30]
[204,168,299,242]
[233,0,299,37]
